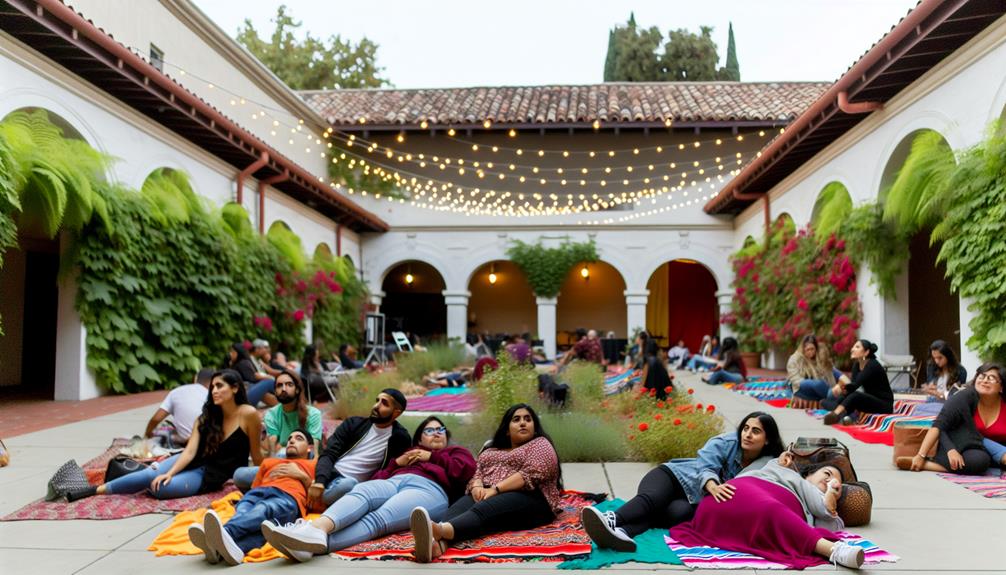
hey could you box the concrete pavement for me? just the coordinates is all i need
[0,371,1002,573]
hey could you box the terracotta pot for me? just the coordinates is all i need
[740,351,762,369]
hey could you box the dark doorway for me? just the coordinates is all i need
[908,231,960,366]
[381,261,446,342]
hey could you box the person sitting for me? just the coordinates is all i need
[409,403,562,563]
[233,370,324,491]
[251,339,284,378]
[627,330,649,370]
[423,369,471,388]
[69,369,262,501]
[702,337,747,385]
[465,333,493,359]
[262,416,477,561]
[923,339,968,402]
[190,428,317,565]
[145,368,213,448]
[228,343,277,407]
[505,334,532,365]
[338,344,365,369]
[666,339,690,370]
[787,335,844,406]
[641,340,674,400]
[561,328,603,366]
[685,335,719,372]
[581,411,783,551]
[899,362,1006,473]
[668,453,865,569]
[822,339,893,425]
[309,389,412,509]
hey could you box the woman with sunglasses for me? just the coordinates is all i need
[263,416,476,561]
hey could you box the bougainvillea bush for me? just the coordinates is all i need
[724,221,862,357]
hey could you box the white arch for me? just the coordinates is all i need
[632,242,730,292]
[870,113,962,199]
[986,74,1006,125]
[132,160,202,197]
[368,248,453,295]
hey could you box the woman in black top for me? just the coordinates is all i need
[69,369,263,500]
[823,339,893,425]
[923,340,968,401]
[641,339,674,400]
[228,343,277,406]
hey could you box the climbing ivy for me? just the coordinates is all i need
[505,239,598,298]
[837,201,911,300]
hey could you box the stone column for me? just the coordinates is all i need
[54,235,100,400]
[443,291,471,344]
[302,318,313,346]
[624,290,649,339]
[368,291,385,311]
[715,289,735,340]
[536,296,558,359]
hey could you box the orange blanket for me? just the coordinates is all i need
[147,491,321,563]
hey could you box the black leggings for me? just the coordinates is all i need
[614,465,696,537]
[837,392,892,415]
[445,490,555,541]
[935,437,992,475]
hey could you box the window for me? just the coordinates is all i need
[149,44,164,72]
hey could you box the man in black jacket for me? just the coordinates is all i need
[307,388,411,509]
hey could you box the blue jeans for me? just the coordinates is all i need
[794,379,832,401]
[103,453,204,499]
[984,438,1006,466]
[233,466,260,493]
[705,370,744,385]
[247,378,276,406]
[224,487,300,553]
[323,475,359,506]
[687,357,716,371]
[322,474,448,551]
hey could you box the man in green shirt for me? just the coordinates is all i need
[233,370,323,492]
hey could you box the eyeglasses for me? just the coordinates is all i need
[976,373,1002,383]
[422,426,447,436]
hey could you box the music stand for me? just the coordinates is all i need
[363,312,387,366]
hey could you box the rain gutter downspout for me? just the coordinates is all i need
[258,170,289,234]
[236,151,269,206]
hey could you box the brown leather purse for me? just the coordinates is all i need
[893,423,936,465]
[788,437,873,527]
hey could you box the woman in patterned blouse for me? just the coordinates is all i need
[409,403,562,562]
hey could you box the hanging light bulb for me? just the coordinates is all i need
[405,264,414,285]
[580,265,590,280]
[488,263,497,285]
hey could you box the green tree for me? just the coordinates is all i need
[603,13,663,82]
[660,26,720,81]
[718,22,740,81]
[236,5,388,90]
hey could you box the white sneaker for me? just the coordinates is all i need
[203,509,245,566]
[580,506,636,552]
[829,540,865,569]
[261,520,315,562]
[410,507,435,563]
[187,522,220,564]
[261,517,328,556]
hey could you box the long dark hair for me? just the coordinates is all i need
[276,369,308,429]
[736,411,785,459]
[198,369,248,457]
[719,336,741,364]
[411,415,451,446]
[229,343,250,367]
[301,344,319,374]
[928,339,961,385]
[489,403,563,489]
[800,461,844,483]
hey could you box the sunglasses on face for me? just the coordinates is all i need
[422,426,447,436]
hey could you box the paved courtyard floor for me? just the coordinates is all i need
[1,371,1002,574]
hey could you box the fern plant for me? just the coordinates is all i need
[812,181,852,240]
[883,131,956,233]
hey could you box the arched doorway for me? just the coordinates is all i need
[467,260,536,338]
[879,130,960,363]
[556,260,627,346]
[646,260,719,350]
[381,260,447,341]
[811,181,852,238]
[0,108,96,397]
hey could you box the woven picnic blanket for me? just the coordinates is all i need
[937,468,1006,499]
[666,532,898,569]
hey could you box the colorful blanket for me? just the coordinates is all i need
[405,390,480,413]
[937,469,1006,499]
[2,439,235,521]
[558,499,682,570]
[604,370,640,396]
[805,400,933,446]
[729,379,792,401]
[334,491,595,562]
[666,532,899,569]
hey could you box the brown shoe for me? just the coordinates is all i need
[822,411,841,425]
[895,456,913,470]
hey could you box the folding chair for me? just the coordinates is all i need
[392,331,414,352]
[881,354,917,392]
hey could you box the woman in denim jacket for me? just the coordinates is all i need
[581,411,785,552]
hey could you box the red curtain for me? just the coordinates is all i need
[666,261,718,351]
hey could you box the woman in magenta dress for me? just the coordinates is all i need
[668,452,865,569]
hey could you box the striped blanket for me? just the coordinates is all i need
[666,533,899,569]
[804,399,934,445]
[937,469,1006,499]
[729,379,792,402]
[604,369,640,395]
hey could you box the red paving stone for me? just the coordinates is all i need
[0,390,167,438]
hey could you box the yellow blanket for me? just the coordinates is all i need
[147,492,321,563]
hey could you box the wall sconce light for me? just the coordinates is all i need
[404,263,414,286]
[580,264,590,280]
[488,263,497,285]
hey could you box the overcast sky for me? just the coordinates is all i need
[194,0,920,88]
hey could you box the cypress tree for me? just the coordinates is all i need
[722,22,740,81]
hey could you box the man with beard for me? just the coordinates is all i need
[309,388,410,509]
[232,370,322,492]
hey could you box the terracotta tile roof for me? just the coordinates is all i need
[300,82,830,128]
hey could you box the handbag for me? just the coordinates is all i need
[838,481,873,527]
[0,437,9,467]
[892,422,936,465]
[46,459,91,501]
[104,455,149,482]
[788,437,872,526]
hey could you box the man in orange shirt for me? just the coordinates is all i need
[189,428,317,565]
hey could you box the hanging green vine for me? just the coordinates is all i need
[837,201,910,299]
[505,238,598,298]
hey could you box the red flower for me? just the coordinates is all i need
[706,405,716,413]
[673,418,682,426]
[649,389,657,397]
[696,403,703,410]
[654,413,663,420]
[687,388,694,395]
[293,309,306,322]
[664,386,674,394]
[628,434,635,441]
[242,340,252,350]
[638,423,649,432]
[797,299,808,311]
[656,401,666,408]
